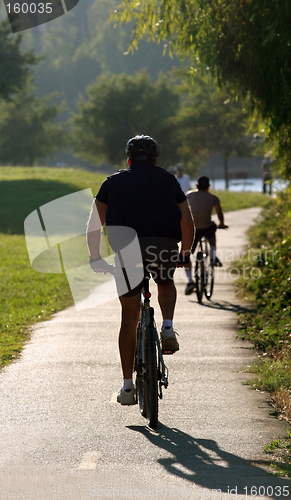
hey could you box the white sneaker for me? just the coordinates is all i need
[160,327,179,352]
[117,387,137,405]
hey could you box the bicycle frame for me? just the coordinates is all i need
[197,236,208,258]
[137,273,169,398]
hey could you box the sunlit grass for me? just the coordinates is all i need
[264,430,291,477]
[211,189,271,212]
[0,166,106,368]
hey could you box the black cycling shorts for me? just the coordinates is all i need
[116,237,178,298]
[191,222,217,254]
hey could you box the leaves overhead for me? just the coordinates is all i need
[113,0,291,173]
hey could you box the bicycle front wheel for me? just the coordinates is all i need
[195,252,204,303]
[204,263,214,300]
[144,323,159,428]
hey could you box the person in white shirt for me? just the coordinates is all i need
[175,163,191,194]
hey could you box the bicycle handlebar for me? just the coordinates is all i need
[90,254,190,274]
[89,257,115,275]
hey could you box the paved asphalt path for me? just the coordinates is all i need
[1,207,291,500]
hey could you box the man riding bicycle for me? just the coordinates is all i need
[184,175,227,295]
[86,135,194,405]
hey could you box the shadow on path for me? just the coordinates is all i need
[128,425,291,498]
[188,299,255,314]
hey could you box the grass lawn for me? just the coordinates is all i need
[0,166,270,369]
[0,166,106,368]
[211,189,271,212]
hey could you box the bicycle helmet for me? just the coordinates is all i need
[125,135,160,161]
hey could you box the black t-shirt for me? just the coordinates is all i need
[96,162,186,242]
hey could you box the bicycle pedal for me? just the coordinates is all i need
[162,349,175,355]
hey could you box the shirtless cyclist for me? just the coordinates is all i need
[184,175,227,295]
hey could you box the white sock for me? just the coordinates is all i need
[210,246,216,261]
[162,319,173,329]
[123,378,134,391]
[185,269,193,283]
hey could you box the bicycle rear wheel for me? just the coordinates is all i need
[135,324,147,418]
[143,323,159,427]
[195,252,204,303]
[204,263,214,300]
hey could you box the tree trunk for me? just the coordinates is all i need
[223,156,229,190]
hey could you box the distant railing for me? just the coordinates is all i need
[228,172,248,180]
[227,172,253,190]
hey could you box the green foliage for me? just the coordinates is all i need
[0,83,68,165]
[265,440,281,452]
[238,190,291,353]
[20,0,181,114]
[0,166,106,368]
[24,8,101,113]
[173,73,251,181]
[0,20,38,100]
[73,71,181,166]
[0,19,67,166]
[264,432,291,478]
[112,0,291,177]
[73,68,255,170]
[249,353,291,393]
[236,189,291,398]
[87,0,181,77]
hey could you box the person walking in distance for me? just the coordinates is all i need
[87,135,194,404]
[184,175,226,295]
[175,163,191,194]
[261,155,273,195]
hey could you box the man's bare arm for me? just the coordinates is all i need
[214,201,225,228]
[86,199,107,260]
[179,200,195,256]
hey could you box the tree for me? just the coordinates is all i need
[0,20,38,100]
[72,71,181,167]
[21,0,181,114]
[113,0,291,176]
[174,75,251,187]
[0,83,68,165]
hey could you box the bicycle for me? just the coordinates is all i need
[195,237,214,303]
[135,262,170,428]
[194,226,228,303]
[93,259,170,428]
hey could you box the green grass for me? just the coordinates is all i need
[264,430,291,477]
[247,354,291,393]
[236,190,291,359]
[0,166,272,369]
[211,189,270,212]
[0,166,106,368]
[0,166,105,234]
